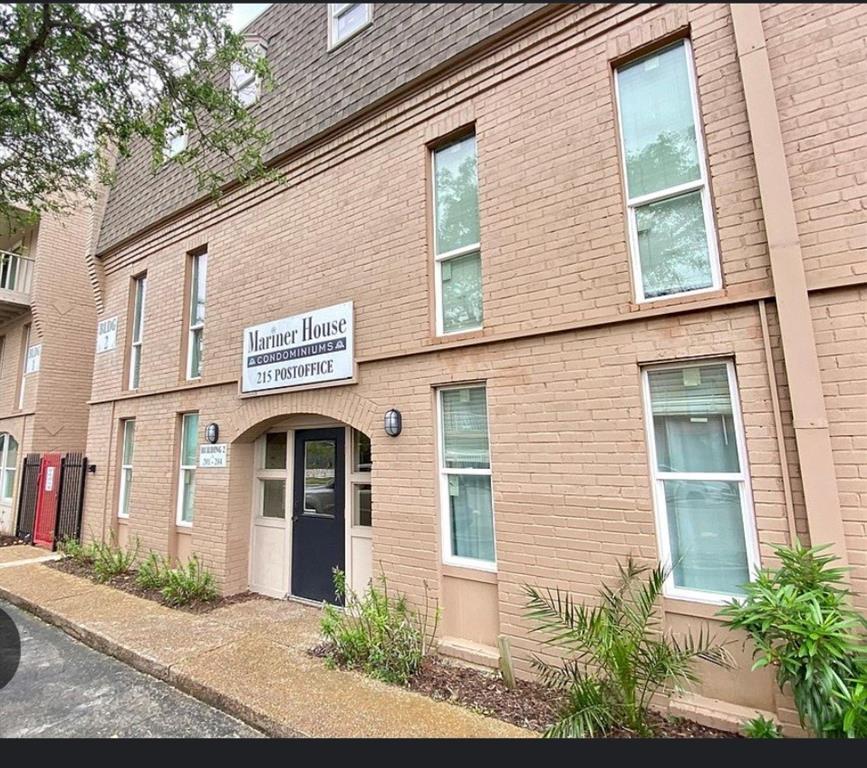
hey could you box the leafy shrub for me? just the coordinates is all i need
[525,558,732,738]
[742,714,782,739]
[320,569,439,686]
[719,544,867,739]
[135,552,170,590]
[58,536,95,564]
[91,534,140,582]
[160,555,218,606]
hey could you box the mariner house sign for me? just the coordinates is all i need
[242,301,354,393]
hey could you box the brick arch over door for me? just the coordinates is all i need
[229,387,380,444]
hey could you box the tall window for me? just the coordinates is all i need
[118,420,135,518]
[128,274,146,390]
[615,40,720,301]
[0,433,18,501]
[17,323,30,410]
[432,134,483,335]
[176,412,199,526]
[643,360,759,600]
[328,4,372,48]
[438,385,495,569]
[186,252,207,380]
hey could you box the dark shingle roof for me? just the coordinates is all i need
[97,3,552,255]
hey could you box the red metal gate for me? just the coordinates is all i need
[32,453,62,549]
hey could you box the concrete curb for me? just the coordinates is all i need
[0,585,303,738]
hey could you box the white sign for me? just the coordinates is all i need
[199,444,228,468]
[45,466,55,492]
[96,316,118,353]
[242,301,354,393]
[25,344,41,374]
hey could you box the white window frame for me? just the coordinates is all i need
[436,384,497,572]
[118,419,135,519]
[128,274,146,390]
[17,323,30,411]
[164,125,188,160]
[176,412,199,527]
[350,429,372,529]
[0,433,18,503]
[256,431,288,521]
[614,39,721,303]
[327,3,372,50]
[230,39,265,107]
[186,252,207,380]
[431,134,483,337]
[641,358,761,604]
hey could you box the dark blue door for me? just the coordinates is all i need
[291,428,345,604]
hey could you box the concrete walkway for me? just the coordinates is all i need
[0,550,530,738]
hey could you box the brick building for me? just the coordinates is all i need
[81,4,866,730]
[0,201,96,536]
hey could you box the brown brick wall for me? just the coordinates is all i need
[81,3,867,725]
[762,3,867,285]
[811,286,867,612]
[0,203,95,455]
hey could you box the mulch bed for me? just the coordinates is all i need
[311,643,737,737]
[45,556,262,614]
[0,534,26,548]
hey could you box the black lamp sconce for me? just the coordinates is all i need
[384,409,402,437]
[206,423,220,444]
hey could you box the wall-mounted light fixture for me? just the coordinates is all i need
[384,409,402,437]
[206,423,220,444]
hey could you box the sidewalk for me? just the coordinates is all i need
[0,549,531,738]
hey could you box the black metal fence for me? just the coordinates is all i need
[15,452,87,548]
[15,453,40,543]
[56,453,87,543]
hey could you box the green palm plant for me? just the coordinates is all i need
[525,557,733,737]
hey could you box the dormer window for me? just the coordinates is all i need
[231,36,267,107]
[328,4,372,49]
[164,125,187,160]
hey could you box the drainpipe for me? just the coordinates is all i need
[730,5,848,565]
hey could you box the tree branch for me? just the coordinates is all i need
[0,4,53,85]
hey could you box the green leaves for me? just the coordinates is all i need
[0,3,276,219]
[741,714,782,739]
[524,556,731,738]
[319,570,440,686]
[718,543,867,738]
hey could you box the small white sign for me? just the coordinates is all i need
[242,301,354,393]
[199,444,228,468]
[96,316,118,353]
[25,344,41,374]
[45,466,55,492]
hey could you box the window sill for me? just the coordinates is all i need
[662,594,737,620]
[425,327,486,347]
[629,285,726,311]
[175,522,193,532]
[441,562,498,584]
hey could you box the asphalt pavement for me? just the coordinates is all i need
[0,599,262,738]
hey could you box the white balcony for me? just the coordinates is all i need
[0,249,34,325]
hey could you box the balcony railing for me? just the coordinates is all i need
[0,250,34,295]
